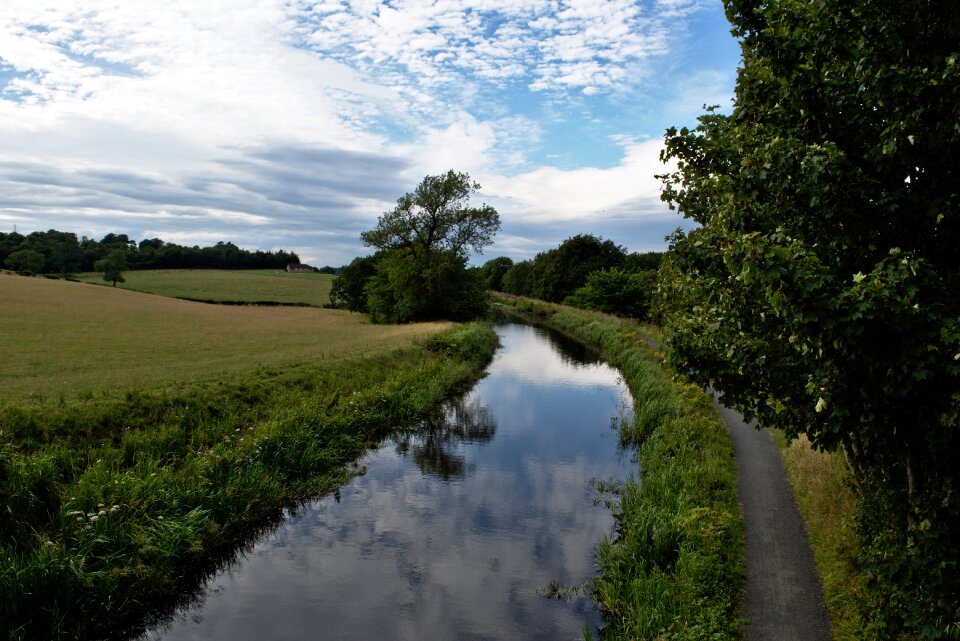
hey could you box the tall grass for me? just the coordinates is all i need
[0,322,498,640]
[496,295,743,640]
[770,431,866,641]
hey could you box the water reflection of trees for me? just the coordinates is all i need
[393,397,496,480]
[494,309,603,368]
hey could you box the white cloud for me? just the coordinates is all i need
[480,138,675,223]
[0,0,729,265]
[294,0,674,98]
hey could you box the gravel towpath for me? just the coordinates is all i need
[711,398,834,641]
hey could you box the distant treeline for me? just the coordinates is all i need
[0,230,302,275]
[478,234,664,319]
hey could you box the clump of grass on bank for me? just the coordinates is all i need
[770,431,866,641]
[72,268,335,307]
[495,295,743,641]
[1,275,498,641]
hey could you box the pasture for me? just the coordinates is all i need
[73,268,334,306]
[0,273,443,407]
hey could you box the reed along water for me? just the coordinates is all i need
[147,318,634,641]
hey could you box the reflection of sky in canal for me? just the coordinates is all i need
[149,322,634,641]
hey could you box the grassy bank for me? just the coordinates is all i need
[73,268,334,307]
[496,295,743,640]
[1,274,498,640]
[771,431,866,641]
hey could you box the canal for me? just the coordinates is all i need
[147,318,634,640]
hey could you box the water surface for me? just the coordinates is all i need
[149,320,633,640]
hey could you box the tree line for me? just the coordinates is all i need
[490,234,662,319]
[0,230,301,276]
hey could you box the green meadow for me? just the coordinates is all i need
[73,268,335,307]
[0,272,497,640]
[0,273,435,407]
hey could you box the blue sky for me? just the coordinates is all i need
[0,0,741,266]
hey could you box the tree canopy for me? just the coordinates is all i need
[339,171,500,323]
[658,0,959,636]
[360,170,500,261]
[95,249,128,287]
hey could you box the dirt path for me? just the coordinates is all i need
[712,398,833,641]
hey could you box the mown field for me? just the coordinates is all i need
[1,273,432,407]
[73,268,334,306]
[1,272,498,640]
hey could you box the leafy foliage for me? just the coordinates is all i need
[657,1,960,637]
[94,249,128,286]
[360,170,500,260]
[529,234,626,302]
[499,235,662,305]
[4,249,44,274]
[564,268,657,319]
[501,259,534,296]
[478,256,513,291]
[329,254,380,313]
[354,171,500,323]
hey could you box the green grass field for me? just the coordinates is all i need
[73,269,334,306]
[0,272,443,407]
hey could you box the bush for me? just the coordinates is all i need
[564,269,657,319]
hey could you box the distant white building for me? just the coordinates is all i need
[285,263,315,273]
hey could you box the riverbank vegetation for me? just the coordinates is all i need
[0,273,498,640]
[73,268,335,307]
[496,294,743,641]
[494,234,662,319]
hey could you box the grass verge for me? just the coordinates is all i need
[770,430,867,641]
[495,295,743,641]
[1,321,498,640]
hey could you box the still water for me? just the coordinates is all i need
[149,319,634,641]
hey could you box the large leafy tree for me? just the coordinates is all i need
[658,0,959,636]
[358,171,500,322]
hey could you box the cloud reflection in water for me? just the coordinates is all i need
[150,322,633,641]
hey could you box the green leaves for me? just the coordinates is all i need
[659,1,960,635]
[353,171,499,323]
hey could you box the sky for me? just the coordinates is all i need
[0,0,741,267]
